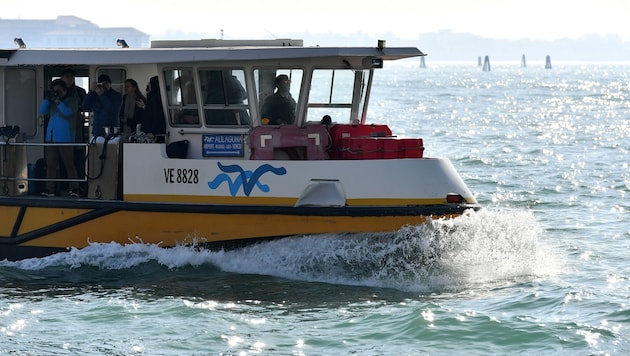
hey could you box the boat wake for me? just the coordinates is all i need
[0,209,563,293]
[206,208,564,292]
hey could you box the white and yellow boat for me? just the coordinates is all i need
[0,39,479,261]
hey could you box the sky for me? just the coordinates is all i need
[2,0,630,41]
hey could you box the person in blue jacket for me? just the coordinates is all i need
[82,74,123,137]
[39,79,80,197]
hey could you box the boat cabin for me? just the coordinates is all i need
[0,39,425,199]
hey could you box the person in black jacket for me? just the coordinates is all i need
[142,76,166,142]
[261,74,296,125]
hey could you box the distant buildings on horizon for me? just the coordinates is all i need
[0,16,149,49]
[2,16,628,62]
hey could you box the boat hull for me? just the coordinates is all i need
[0,196,478,261]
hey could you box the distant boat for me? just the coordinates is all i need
[545,55,552,69]
[521,54,526,68]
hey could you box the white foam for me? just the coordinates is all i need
[210,209,564,292]
[0,209,563,293]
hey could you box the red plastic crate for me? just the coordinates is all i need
[339,137,380,159]
[379,138,400,159]
[398,138,424,158]
[329,124,392,158]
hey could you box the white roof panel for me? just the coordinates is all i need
[0,46,424,66]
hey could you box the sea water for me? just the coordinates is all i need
[1,61,628,355]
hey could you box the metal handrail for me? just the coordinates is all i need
[0,141,89,184]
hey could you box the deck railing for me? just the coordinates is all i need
[0,141,89,196]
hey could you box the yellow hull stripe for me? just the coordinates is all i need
[11,208,459,249]
[20,207,93,234]
[0,206,20,236]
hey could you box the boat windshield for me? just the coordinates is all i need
[306,68,371,124]
[163,66,373,127]
[254,68,303,126]
[253,68,372,125]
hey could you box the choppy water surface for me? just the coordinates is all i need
[1,62,629,355]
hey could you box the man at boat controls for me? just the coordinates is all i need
[261,74,296,125]
[39,79,80,197]
[82,74,123,137]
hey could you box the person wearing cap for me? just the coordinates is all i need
[260,74,296,125]
[82,74,123,137]
[59,68,87,142]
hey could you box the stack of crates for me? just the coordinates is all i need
[328,124,423,159]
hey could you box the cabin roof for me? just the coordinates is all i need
[0,45,425,66]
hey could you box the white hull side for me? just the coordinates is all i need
[122,143,475,204]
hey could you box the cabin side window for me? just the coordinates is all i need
[199,69,250,126]
[306,69,371,124]
[164,68,200,126]
[5,68,37,138]
[254,69,303,125]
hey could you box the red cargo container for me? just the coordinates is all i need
[339,137,380,159]
[329,124,392,158]
[398,138,424,158]
[379,138,400,159]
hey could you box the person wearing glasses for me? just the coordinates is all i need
[261,74,296,125]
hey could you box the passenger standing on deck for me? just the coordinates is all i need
[120,78,147,140]
[59,68,87,142]
[39,79,80,197]
[142,76,167,142]
[261,74,296,125]
[60,68,87,193]
[82,74,123,138]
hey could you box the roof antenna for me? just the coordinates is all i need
[265,29,277,39]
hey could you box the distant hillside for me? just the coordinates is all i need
[268,30,630,62]
[415,31,630,62]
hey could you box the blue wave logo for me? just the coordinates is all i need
[208,162,287,196]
